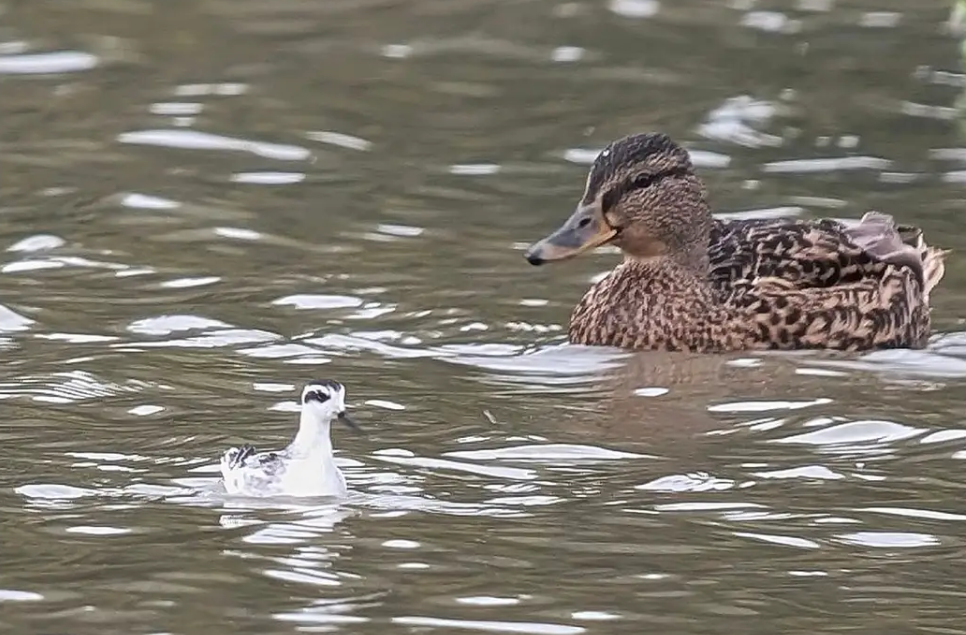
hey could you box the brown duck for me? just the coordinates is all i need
[524,132,947,353]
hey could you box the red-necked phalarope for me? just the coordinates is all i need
[220,380,361,498]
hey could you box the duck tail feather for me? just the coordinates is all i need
[848,211,948,304]
[846,211,924,280]
[921,246,948,304]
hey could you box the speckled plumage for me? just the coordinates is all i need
[526,132,947,353]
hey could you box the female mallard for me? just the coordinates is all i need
[524,132,947,353]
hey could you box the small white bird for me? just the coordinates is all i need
[220,380,361,498]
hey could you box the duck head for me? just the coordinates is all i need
[524,132,713,270]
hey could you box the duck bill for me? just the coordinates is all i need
[524,203,617,266]
[337,411,362,433]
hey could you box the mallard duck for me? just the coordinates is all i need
[524,132,947,352]
[220,380,361,498]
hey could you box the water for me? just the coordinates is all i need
[2,0,966,632]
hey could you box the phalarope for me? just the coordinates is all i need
[220,380,360,498]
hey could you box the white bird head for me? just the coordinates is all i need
[300,380,360,432]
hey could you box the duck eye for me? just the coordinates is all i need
[632,173,658,189]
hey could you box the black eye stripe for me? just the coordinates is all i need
[600,188,621,215]
[601,165,690,212]
[304,390,331,404]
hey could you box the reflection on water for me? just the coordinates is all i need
[2,0,966,633]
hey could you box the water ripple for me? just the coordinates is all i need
[763,156,892,173]
[0,50,98,74]
[117,129,311,161]
[392,616,586,635]
[3,2,966,634]
[771,419,924,452]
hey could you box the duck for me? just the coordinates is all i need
[220,380,361,498]
[524,132,947,353]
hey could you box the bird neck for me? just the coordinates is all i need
[290,412,334,458]
[621,252,707,278]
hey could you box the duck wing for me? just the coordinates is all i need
[708,213,946,350]
[708,217,877,294]
[725,264,932,350]
[707,212,939,297]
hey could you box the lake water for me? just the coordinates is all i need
[3,1,966,633]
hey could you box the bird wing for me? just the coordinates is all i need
[221,444,257,471]
[708,213,936,297]
[220,444,290,496]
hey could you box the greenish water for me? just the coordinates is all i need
[2,1,966,633]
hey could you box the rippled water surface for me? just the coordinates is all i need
[4,0,966,633]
